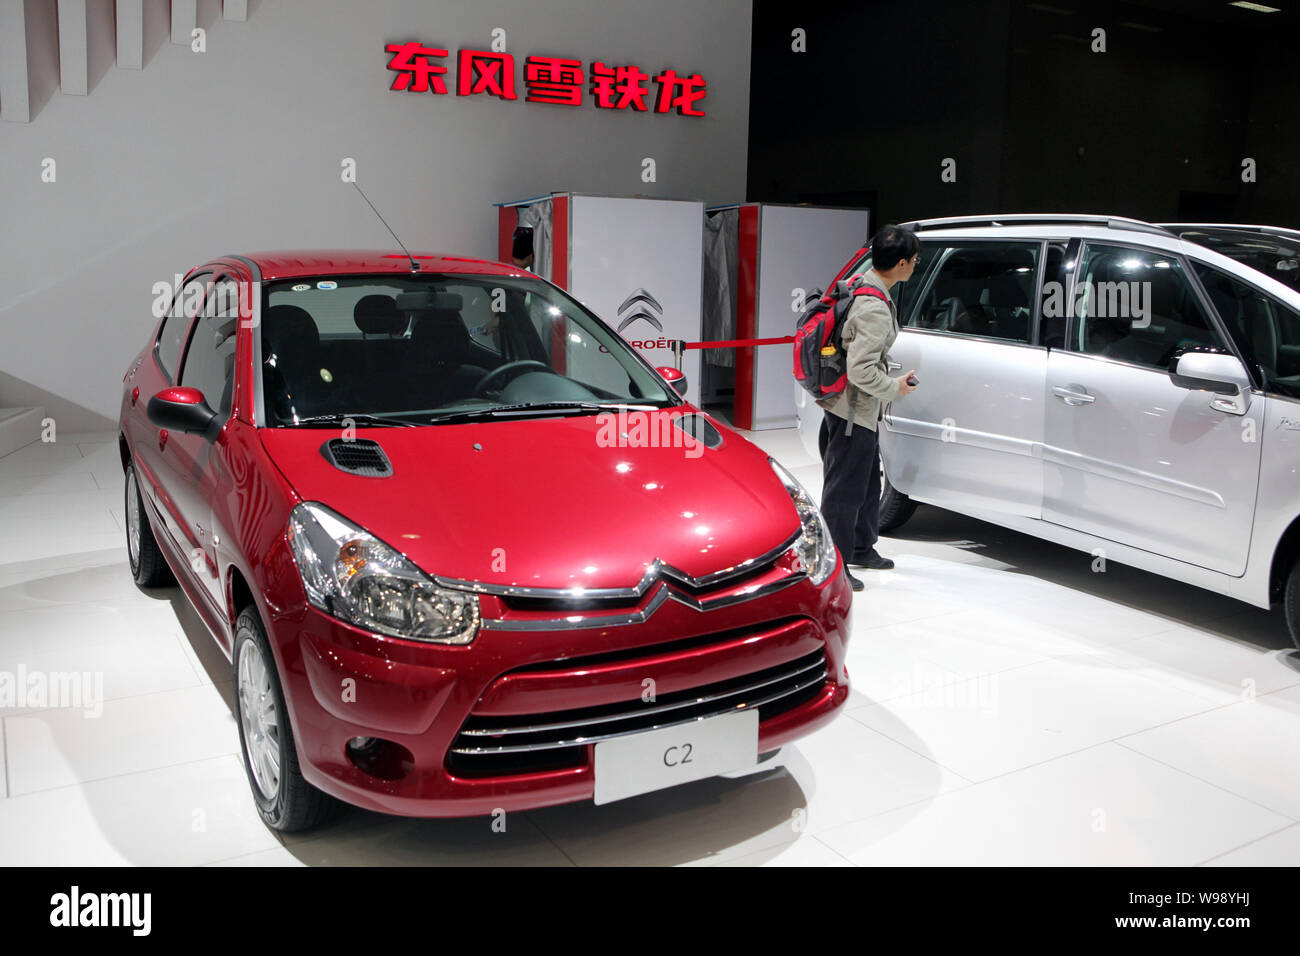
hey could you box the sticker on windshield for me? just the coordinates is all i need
[316,280,338,290]
[291,283,310,292]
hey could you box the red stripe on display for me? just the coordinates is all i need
[497,206,514,264]
[734,205,759,430]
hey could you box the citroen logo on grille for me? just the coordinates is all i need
[616,288,664,333]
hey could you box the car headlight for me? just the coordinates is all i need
[286,502,480,643]
[770,459,838,586]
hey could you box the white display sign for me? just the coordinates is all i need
[568,196,704,405]
[754,205,870,429]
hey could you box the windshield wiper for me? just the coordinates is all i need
[427,401,658,424]
[287,412,421,428]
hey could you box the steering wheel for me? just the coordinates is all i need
[473,360,552,397]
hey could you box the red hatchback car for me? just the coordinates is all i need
[118,250,853,831]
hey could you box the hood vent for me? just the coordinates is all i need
[672,413,724,450]
[321,438,393,477]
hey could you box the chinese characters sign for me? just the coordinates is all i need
[385,43,707,117]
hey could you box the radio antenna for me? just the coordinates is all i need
[352,181,419,272]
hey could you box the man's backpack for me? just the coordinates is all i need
[793,279,891,401]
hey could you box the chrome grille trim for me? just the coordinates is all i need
[460,655,827,738]
[450,659,827,755]
[478,573,805,631]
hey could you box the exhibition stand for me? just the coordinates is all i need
[496,193,706,405]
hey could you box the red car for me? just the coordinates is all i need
[119,250,852,831]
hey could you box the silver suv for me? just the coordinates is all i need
[795,214,1300,646]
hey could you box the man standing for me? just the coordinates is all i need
[817,224,919,591]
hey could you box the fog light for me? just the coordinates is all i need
[346,735,414,781]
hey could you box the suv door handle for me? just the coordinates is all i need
[1052,384,1096,406]
[886,361,902,371]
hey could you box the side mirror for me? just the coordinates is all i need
[1168,350,1249,395]
[657,366,688,396]
[147,386,219,439]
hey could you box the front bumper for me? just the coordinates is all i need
[262,553,854,818]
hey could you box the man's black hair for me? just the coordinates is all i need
[870,224,920,271]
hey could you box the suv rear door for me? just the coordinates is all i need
[880,237,1051,518]
[1042,240,1263,575]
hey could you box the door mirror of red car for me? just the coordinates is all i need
[657,366,688,396]
[146,387,219,440]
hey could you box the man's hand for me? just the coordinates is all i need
[895,370,918,397]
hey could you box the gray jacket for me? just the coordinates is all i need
[816,269,899,431]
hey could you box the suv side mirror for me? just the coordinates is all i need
[1169,350,1251,415]
[1168,350,1249,395]
[147,386,219,440]
[657,366,688,396]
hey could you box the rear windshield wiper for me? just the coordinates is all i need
[285,413,421,428]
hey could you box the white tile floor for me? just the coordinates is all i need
[0,426,1297,866]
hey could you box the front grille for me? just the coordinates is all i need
[446,648,827,778]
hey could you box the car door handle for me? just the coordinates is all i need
[158,428,169,451]
[886,361,902,371]
[1052,385,1096,406]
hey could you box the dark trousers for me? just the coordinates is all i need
[818,410,882,565]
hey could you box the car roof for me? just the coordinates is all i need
[225,250,524,281]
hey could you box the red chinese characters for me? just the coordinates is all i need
[591,62,652,111]
[458,50,517,99]
[525,56,584,106]
[385,42,449,94]
[385,42,706,117]
[654,69,707,116]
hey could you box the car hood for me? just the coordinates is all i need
[258,410,801,590]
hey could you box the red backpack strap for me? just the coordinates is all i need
[851,285,890,303]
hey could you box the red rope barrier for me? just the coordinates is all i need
[682,336,795,350]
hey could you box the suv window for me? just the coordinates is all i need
[156,272,210,381]
[179,276,239,417]
[910,242,1040,343]
[837,246,932,325]
[1193,260,1300,396]
[1073,244,1220,369]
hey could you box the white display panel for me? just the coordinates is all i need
[568,196,705,406]
[753,206,869,429]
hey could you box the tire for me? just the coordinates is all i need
[233,606,340,832]
[1284,558,1300,650]
[125,461,175,589]
[878,455,917,534]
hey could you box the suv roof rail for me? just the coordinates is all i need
[1161,222,1300,240]
[900,214,1175,238]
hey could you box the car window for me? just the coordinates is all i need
[910,242,1040,343]
[836,245,933,325]
[1193,260,1300,396]
[156,272,210,381]
[1073,244,1220,369]
[179,276,239,417]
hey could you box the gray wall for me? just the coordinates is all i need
[0,0,752,425]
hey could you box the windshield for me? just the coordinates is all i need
[1174,228,1300,294]
[258,273,675,425]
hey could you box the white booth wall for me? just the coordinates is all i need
[0,0,752,426]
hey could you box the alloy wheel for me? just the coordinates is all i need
[237,638,281,801]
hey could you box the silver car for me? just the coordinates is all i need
[796,214,1300,646]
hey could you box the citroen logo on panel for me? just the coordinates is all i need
[616,288,665,333]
